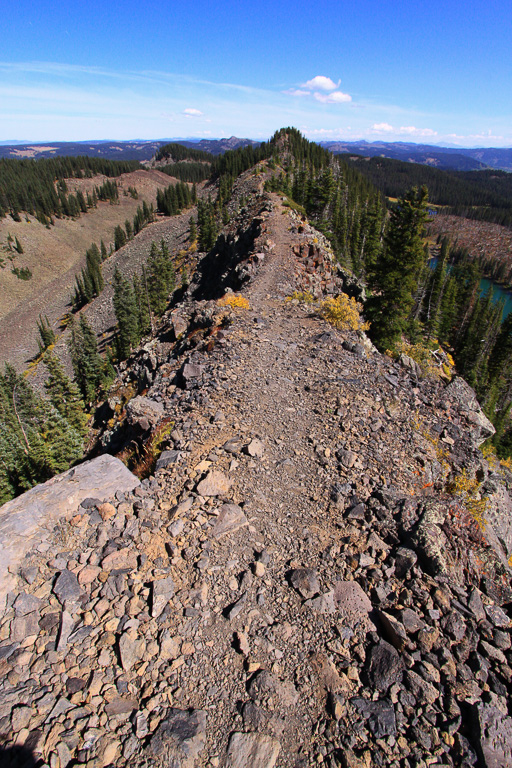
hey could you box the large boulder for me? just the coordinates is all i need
[0,455,139,608]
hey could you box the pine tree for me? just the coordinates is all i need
[113,267,140,359]
[68,315,104,403]
[36,314,56,352]
[367,186,429,350]
[44,352,87,435]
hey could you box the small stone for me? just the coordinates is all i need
[367,641,404,692]
[97,502,116,520]
[246,439,265,458]
[236,631,250,656]
[226,592,247,620]
[53,570,83,605]
[351,697,396,738]
[101,548,138,571]
[197,470,232,497]
[105,698,138,716]
[152,576,175,618]
[405,669,439,705]
[102,739,120,766]
[290,568,320,600]
[14,592,42,616]
[78,565,101,586]
[211,504,248,538]
[119,629,146,672]
[253,561,265,577]
[11,706,32,732]
[394,547,417,578]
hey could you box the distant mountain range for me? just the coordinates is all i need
[0,137,258,162]
[1,136,511,172]
[318,140,512,172]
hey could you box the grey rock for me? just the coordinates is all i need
[211,504,248,539]
[290,568,321,599]
[475,702,512,767]
[105,697,138,716]
[351,697,396,738]
[368,641,404,692]
[53,570,83,605]
[394,547,417,578]
[197,470,232,497]
[405,669,439,705]
[226,592,247,620]
[148,708,206,767]
[246,438,265,458]
[14,592,42,616]
[247,670,298,707]
[57,610,75,652]
[226,732,281,768]
[485,603,511,629]
[126,395,164,430]
[119,629,146,672]
[181,363,205,388]
[0,455,139,608]
[446,377,495,446]
[152,576,176,618]
[156,450,182,470]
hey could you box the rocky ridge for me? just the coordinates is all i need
[0,170,511,768]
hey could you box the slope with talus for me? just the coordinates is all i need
[0,177,511,768]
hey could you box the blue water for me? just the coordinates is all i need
[429,259,512,321]
[480,278,512,321]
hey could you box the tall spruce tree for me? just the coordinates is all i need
[68,315,104,404]
[367,186,429,350]
[113,267,140,359]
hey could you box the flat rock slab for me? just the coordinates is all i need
[475,703,512,767]
[0,455,139,608]
[226,732,281,768]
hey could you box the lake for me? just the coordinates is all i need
[429,258,512,321]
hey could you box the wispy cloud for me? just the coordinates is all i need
[314,91,351,104]
[183,107,203,117]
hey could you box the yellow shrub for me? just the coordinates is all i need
[447,469,488,530]
[285,291,315,304]
[396,340,455,380]
[217,293,250,310]
[319,294,369,332]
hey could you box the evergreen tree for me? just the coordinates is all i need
[68,315,104,404]
[367,186,429,350]
[36,314,56,352]
[113,267,140,359]
[44,352,87,435]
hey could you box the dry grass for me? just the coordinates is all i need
[0,169,171,322]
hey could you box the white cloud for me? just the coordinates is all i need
[314,90,351,104]
[283,88,310,97]
[183,107,203,116]
[302,75,339,91]
[372,122,394,133]
[399,126,438,137]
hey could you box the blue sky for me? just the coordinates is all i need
[2,0,511,146]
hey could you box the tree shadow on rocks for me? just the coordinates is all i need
[0,744,44,768]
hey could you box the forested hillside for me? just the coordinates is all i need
[0,156,140,223]
[347,155,512,227]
